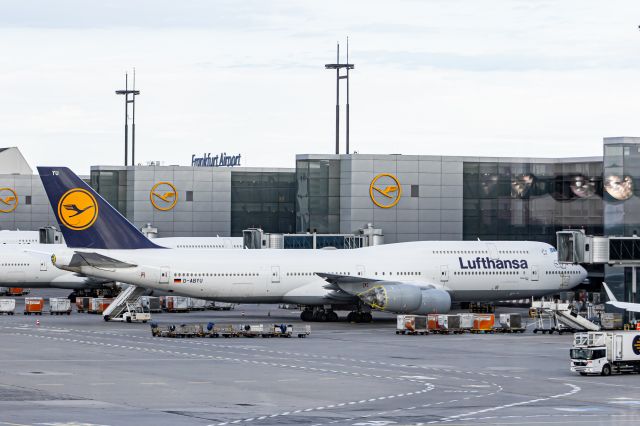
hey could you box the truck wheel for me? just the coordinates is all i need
[126,317,132,323]
[601,364,612,376]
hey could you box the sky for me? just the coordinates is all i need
[1,0,640,174]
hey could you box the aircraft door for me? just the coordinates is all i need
[486,243,499,259]
[531,265,539,281]
[271,266,280,283]
[440,265,449,282]
[40,260,47,271]
[159,267,170,284]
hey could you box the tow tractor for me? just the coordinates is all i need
[110,302,151,323]
[570,331,640,376]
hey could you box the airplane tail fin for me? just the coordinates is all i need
[38,167,161,249]
[602,282,618,303]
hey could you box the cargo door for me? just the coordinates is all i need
[531,265,539,281]
[159,267,170,284]
[440,265,449,283]
[223,238,232,249]
[560,273,570,288]
[39,260,47,271]
[271,266,280,283]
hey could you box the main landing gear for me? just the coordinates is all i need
[347,311,372,323]
[300,308,339,322]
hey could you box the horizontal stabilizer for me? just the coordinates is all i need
[69,251,137,269]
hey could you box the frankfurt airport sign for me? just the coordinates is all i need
[191,152,242,167]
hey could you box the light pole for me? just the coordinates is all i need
[325,40,354,154]
[115,71,140,166]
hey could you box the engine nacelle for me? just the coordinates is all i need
[358,283,451,314]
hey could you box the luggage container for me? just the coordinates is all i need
[24,297,44,315]
[89,297,112,314]
[49,298,71,315]
[601,313,623,330]
[396,315,428,335]
[75,297,91,313]
[189,298,207,311]
[437,314,462,334]
[9,288,27,296]
[497,313,525,333]
[0,298,16,315]
[459,313,475,330]
[139,296,162,313]
[427,314,440,331]
[165,296,189,312]
[240,324,264,337]
[472,314,495,333]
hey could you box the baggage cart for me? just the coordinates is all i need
[165,296,189,312]
[459,313,475,330]
[0,298,16,315]
[89,297,112,314]
[189,298,207,311]
[437,314,463,334]
[496,313,525,333]
[471,314,495,333]
[139,296,162,313]
[24,297,44,315]
[427,314,440,332]
[396,315,428,335]
[49,298,71,315]
[75,297,91,313]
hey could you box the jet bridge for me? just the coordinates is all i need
[557,230,639,321]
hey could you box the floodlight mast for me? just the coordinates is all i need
[325,40,354,154]
[115,71,141,166]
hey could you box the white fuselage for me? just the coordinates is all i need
[54,240,587,305]
[0,237,243,289]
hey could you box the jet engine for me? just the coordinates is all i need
[358,283,451,314]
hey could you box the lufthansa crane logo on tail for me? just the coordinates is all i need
[370,173,402,208]
[57,188,99,230]
[0,188,18,213]
[150,182,178,211]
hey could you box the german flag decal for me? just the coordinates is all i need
[173,278,182,284]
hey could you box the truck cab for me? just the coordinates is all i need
[570,345,608,375]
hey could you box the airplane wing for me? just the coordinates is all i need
[603,282,640,313]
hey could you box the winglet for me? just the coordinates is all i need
[37,167,162,250]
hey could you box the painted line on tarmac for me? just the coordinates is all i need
[419,383,581,425]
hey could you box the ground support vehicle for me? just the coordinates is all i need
[109,303,151,323]
[150,323,311,338]
[0,299,16,315]
[49,298,71,315]
[571,331,640,376]
[396,315,428,335]
[24,297,44,315]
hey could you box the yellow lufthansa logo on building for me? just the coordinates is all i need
[57,188,98,230]
[150,182,178,211]
[370,173,402,208]
[0,187,18,213]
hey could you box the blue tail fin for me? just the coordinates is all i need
[38,166,161,249]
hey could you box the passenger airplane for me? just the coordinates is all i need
[39,167,587,322]
[602,282,640,313]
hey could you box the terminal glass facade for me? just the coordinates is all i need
[463,161,603,245]
[296,159,341,233]
[230,171,296,236]
[603,140,640,305]
[90,170,128,216]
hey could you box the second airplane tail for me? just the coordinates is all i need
[38,166,161,250]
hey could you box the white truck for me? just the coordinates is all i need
[570,331,640,376]
[110,303,151,323]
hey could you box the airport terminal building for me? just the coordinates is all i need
[1,137,639,302]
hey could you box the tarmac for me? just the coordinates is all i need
[1,289,640,426]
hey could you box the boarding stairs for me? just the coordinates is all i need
[103,285,147,321]
[531,300,600,332]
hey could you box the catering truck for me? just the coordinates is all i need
[570,331,640,376]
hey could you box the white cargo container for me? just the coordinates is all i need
[165,296,189,312]
[189,298,207,311]
[0,298,16,315]
[396,315,428,335]
[49,298,71,315]
[499,313,522,329]
[437,314,461,332]
[458,313,475,330]
[570,331,640,375]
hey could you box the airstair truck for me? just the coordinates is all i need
[570,331,640,376]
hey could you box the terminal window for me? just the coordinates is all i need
[411,185,419,197]
[186,191,193,202]
[25,195,31,205]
